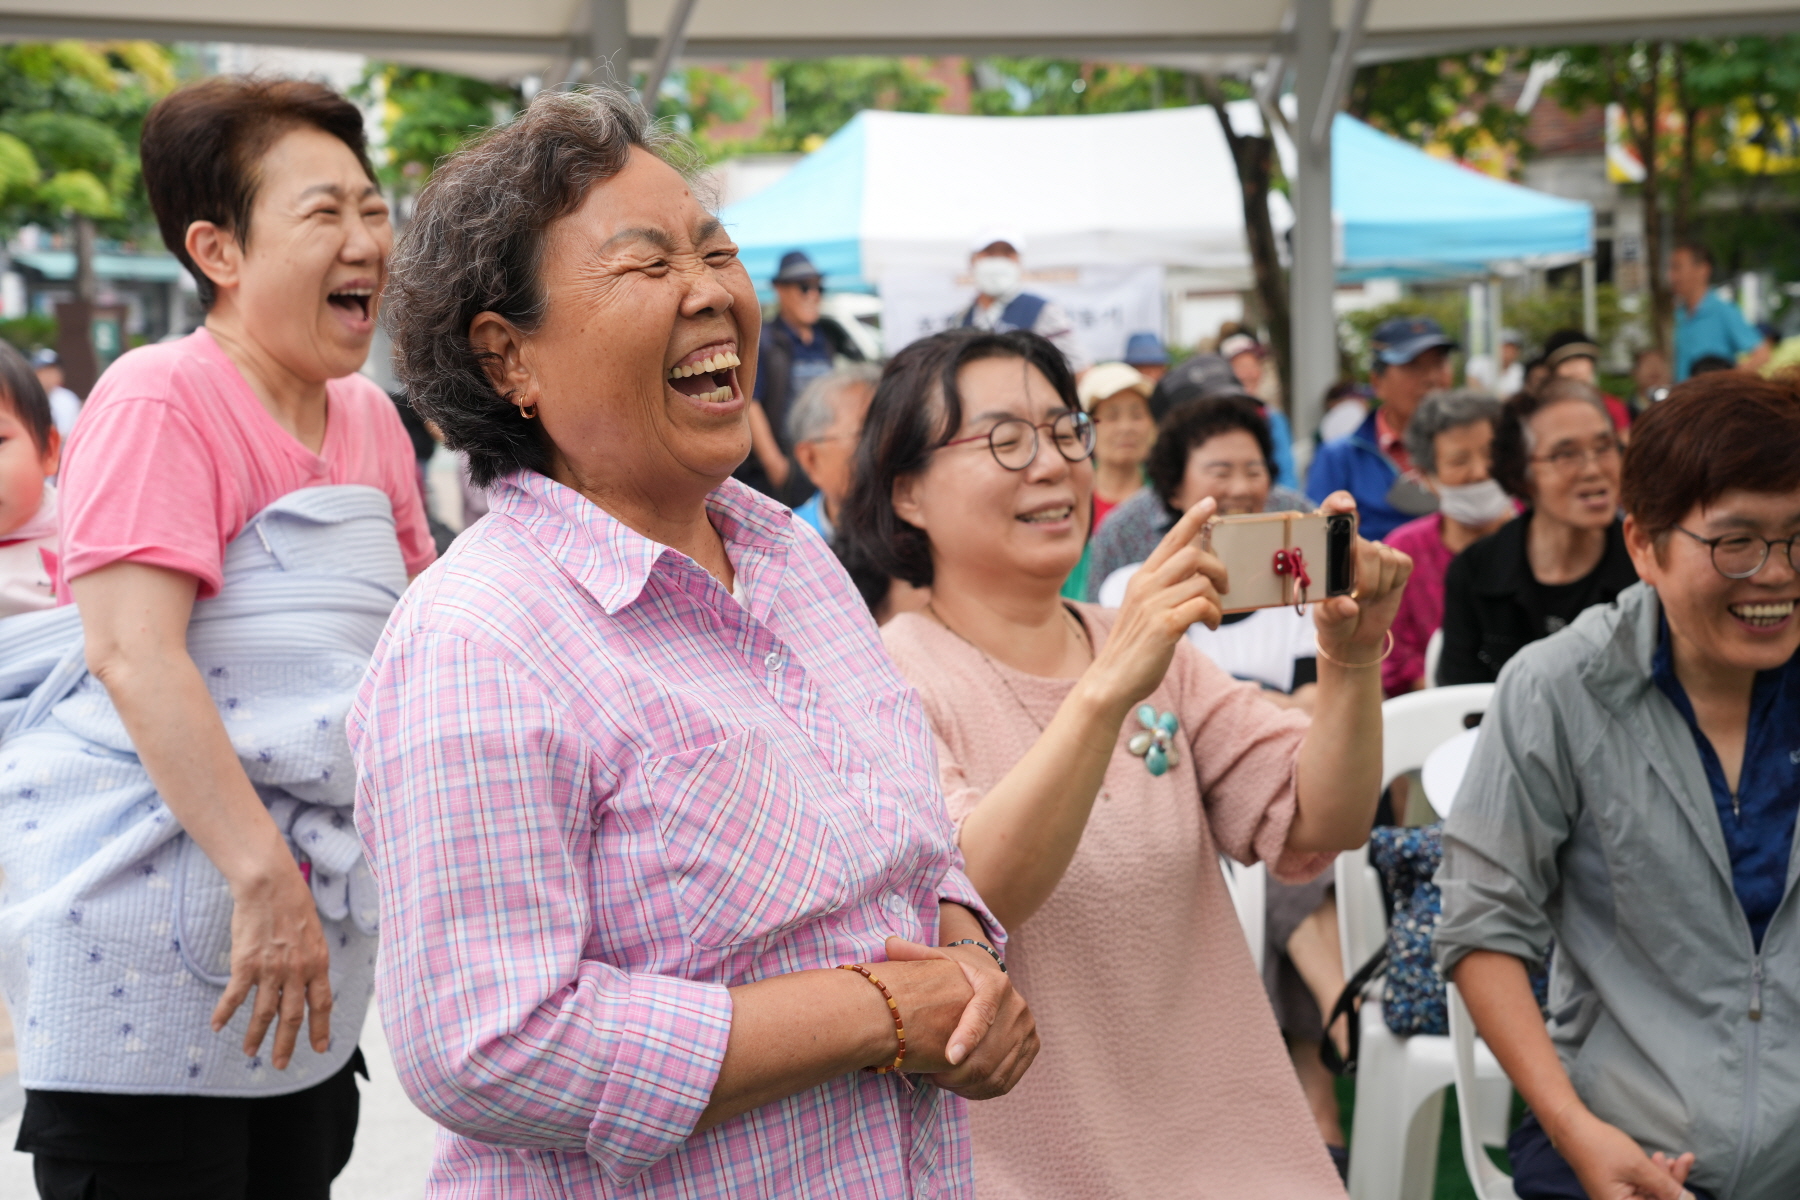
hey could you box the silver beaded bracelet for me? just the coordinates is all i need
[945,938,1007,973]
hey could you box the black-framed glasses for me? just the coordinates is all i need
[1674,526,1800,579]
[942,410,1096,471]
[1529,435,1621,473]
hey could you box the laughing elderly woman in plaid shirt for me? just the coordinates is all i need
[348,88,1037,1198]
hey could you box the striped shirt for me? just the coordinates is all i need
[349,469,996,1198]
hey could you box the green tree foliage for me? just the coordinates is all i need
[968,59,1205,116]
[653,66,753,157]
[756,58,943,151]
[0,40,174,238]
[1349,51,1528,173]
[356,66,521,193]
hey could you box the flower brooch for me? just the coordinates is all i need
[1127,705,1180,776]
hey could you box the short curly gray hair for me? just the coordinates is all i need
[385,87,697,487]
[1405,388,1503,476]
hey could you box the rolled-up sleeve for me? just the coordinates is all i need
[351,628,732,1185]
[1434,660,1573,974]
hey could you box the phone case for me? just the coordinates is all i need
[1205,512,1335,614]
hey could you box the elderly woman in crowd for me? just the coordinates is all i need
[1438,373,1800,1200]
[350,89,1035,1197]
[0,78,434,1198]
[1438,379,1637,685]
[1381,389,1512,694]
[786,363,881,541]
[839,326,1410,1198]
[1086,392,1308,605]
[1076,362,1156,532]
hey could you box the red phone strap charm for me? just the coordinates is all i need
[1272,546,1311,613]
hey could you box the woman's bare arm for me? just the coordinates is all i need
[69,561,332,1069]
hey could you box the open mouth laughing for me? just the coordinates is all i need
[327,285,374,322]
[666,345,742,404]
[1017,503,1074,526]
[1730,598,1797,630]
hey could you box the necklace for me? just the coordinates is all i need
[924,602,1180,776]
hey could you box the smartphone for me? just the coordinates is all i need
[1202,511,1357,614]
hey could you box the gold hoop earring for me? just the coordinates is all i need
[518,403,537,420]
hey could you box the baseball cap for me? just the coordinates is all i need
[772,250,824,285]
[29,347,58,368]
[1123,332,1167,366]
[1370,317,1458,367]
[1076,362,1153,412]
[970,226,1027,256]
[1219,332,1265,361]
[1148,353,1246,420]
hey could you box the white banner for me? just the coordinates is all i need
[879,264,1166,365]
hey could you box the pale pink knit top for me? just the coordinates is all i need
[883,604,1346,1200]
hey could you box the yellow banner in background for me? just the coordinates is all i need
[1726,102,1800,175]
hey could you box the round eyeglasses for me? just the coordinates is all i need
[1674,527,1800,579]
[942,410,1096,471]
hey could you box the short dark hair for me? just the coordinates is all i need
[1144,394,1274,512]
[1492,378,1615,500]
[0,340,51,452]
[1623,371,1800,540]
[387,88,689,488]
[1673,239,1715,272]
[1688,355,1738,377]
[141,77,376,310]
[836,327,1078,591]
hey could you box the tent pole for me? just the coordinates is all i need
[1290,0,1336,446]
[642,0,700,109]
[587,0,629,86]
[1581,255,1598,339]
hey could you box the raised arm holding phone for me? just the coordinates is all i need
[840,326,1411,1200]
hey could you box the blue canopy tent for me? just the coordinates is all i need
[1332,113,1592,278]
[718,105,1591,295]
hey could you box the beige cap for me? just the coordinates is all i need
[1077,362,1153,412]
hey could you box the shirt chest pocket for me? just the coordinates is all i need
[646,728,855,949]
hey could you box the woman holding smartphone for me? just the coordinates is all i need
[838,327,1410,1199]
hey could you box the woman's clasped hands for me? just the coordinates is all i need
[865,935,1039,1099]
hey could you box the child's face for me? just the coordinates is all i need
[0,406,59,539]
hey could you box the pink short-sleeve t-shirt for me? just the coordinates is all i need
[56,328,435,600]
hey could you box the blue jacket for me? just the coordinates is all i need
[1264,405,1298,492]
[1305,409,1406,539]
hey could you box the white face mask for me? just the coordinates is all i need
[973,255,1023,298]
[1435,477,1514,526]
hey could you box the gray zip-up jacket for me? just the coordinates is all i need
[1436,583,1800,1200]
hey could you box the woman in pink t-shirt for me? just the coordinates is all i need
[17,78,431,1196]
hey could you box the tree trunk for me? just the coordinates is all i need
[1614,44,1671,357]
[73,215,99,306]
[1672,44,1700,245]
[1201,75,1293,411]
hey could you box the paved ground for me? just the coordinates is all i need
[0,1005,438,1200]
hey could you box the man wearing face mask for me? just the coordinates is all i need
[956,230,1091,374]
[1305,316,1456,539]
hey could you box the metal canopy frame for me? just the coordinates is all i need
[2,0,1794,441]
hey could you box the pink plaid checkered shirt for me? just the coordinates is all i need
[350,469,997,1198]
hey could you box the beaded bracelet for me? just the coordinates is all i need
[945,938,1007,973]
[838,964,907,1073]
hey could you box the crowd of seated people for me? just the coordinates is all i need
[6,74,1800,1200]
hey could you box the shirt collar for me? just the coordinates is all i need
[488,469,793,616]
[1374,407,1412,472]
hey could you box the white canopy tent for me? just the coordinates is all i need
[4,0,1794,437]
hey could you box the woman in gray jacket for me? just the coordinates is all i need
[1436,371,1800,1200]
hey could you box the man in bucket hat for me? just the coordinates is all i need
[738,249,864,503]
[1306,316,1456,538]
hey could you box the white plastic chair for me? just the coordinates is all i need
[1424,627,1445,689]
[1448,983,1522,1199]
[1340,684,1503,1200]
[1219,856,1267,974]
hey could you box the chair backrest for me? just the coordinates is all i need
[1380,684,1497,791]
[1219,856,1267,974]
[1337,684,1500,976]
[1447,983,1520,1199]
[1424,627,1444,688]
